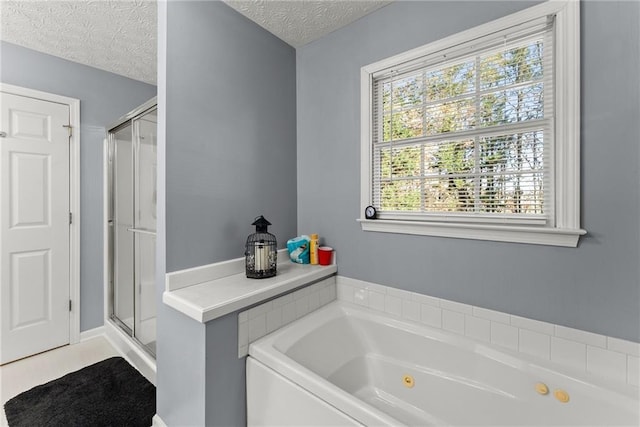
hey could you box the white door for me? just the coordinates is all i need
[0,92,71,364]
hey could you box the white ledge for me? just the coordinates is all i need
[358,219,586,247]
[163,254,337,323]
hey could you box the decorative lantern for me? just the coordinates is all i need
[245,215,277,279]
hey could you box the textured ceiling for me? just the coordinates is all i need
[0,0,392,85]
[0,0,157,85]
[224,1,392,48]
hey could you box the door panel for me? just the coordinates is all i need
[1,92,70,364]
[135,232,156,354]
[134,110,157,232]
[10,108,52,141]
[133,109,157,355]
[10,249,50,329]
[112,124,134,332]
[10,152,50,227]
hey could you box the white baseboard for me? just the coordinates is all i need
[77,323,157,386]
[152,414,167,427]
[79,326,106,342]
[104,320,157,385]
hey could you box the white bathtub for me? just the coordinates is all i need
[247,301,639,426]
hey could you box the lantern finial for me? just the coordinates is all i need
[252,215,271,233]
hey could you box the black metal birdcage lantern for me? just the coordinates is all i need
[245,215,277,279]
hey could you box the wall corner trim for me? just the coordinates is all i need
[152,414,168,427]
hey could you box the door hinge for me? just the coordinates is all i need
[69,212,73,224]
[63,124,72,137]
[69,299,72,312]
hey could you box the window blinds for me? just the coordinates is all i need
[371,16,555,225]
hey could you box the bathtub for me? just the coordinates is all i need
[247,301,639,426]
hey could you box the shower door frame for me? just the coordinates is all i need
[104,97,157,357]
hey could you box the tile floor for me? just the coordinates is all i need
[0,337,120,426]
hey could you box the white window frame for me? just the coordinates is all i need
[359,0,584,247]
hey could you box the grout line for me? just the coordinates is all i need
[237,277,337,357]
[235,274,639,387]
[332,277,639,387]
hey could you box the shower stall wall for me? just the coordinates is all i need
[106,98,157,359]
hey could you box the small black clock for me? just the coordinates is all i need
[365,205,377,219]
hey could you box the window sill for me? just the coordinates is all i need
[358,219,586,247]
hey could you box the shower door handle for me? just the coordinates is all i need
[127,227,156,236]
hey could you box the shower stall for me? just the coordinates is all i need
[105,98,157,362]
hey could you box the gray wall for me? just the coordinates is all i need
[297,1,640,342]
[205,311,246,426]
[164,1,297,273]
[0,42,157,332]
[159,1,296,425]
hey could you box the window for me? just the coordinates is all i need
[360,1,584,247]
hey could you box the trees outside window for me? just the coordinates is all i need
[374,37,547,216]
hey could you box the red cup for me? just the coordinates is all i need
[318,246,333,266]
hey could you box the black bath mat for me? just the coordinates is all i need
[4,356,155,427]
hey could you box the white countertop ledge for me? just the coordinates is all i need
[163,257,337,323]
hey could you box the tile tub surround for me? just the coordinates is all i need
[336,277,640,388]
[238,277,336,357]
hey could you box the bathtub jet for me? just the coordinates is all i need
[247,301,639,426]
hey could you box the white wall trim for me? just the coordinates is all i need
[155,1,168,424]
[358,218,585,247]
[152,414,168,427]
[104,319,157,385]
[359,0,583,247]
[69,95,81,344]
[554,0,581,230]
[78,321,157,387]
[0,83,82,345]
[103,135,110,331]
[165,248,290,292]
[79,326,105,342]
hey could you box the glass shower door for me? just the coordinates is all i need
[112,124,135,334]
[108,103,157,358]
[133,109,157,355]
